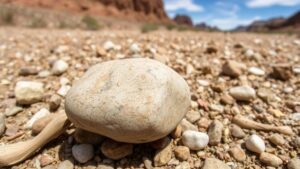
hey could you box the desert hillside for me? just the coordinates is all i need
[2,0,170,22]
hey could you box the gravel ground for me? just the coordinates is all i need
[0,27,299,169]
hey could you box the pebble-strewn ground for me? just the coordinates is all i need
[0,27,299,169]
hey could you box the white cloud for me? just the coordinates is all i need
[247,0,300,8]
[164,0,204,12]
[215,2,240,17]
[210,16,260,30]
[205,2,255,30]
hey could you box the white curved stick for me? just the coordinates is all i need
[233,115,294,135]
[0,112,70,167]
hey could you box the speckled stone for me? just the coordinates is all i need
[65,58,190,143]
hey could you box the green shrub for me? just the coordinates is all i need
[141,23,159,33]
[0,9,14,24]
[177,25,190,31]
[166,24,176,30]
[82,15,100,30]
[30,17,47,28]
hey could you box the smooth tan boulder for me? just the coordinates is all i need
[65,58,190,143]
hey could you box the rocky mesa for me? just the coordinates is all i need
[1,0,170,22]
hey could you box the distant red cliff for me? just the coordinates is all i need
[2,0,170,22]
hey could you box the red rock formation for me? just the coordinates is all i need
[233,10,300,32]
[1,0,170,22]
[173,14,193,26]
[283,11,300,27]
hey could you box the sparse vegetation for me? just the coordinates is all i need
[30,17,47,28]
[166,24,176,30]
[165,24,199,32]
[0,8,14,24]
[141,23,159,33]
[176,25,190,31]
[59,21,78,29]
[82,15,101,30]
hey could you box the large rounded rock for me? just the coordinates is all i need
[65,58,190,143]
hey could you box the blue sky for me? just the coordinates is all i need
[164,0,300,30]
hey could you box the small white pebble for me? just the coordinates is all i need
[197,79,210,87]
[283,87,293,93]
[103,41,115,51]
[248,67,265,76]
[245,49,254,57]
[52,60,68,75]
[245,134,265,153]
[57,85,71,97]
[291,113,300,121]
[182,130,209,150]
[229,86,256,101]
[26,108,50,129]
[130,43,140,53]
[293,66,300,74]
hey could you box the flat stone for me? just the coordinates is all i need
[202,158,230,169]
[185,111,200,123]
[154,141,172,166]
[208,120,223,146]
[230,124,245,138]
[259,152,283,167]
[42,165,56,169]
[19,67,38,76]
[174,146,190,161]
[229,146,246,162]
[229,85,256,101]
[58,160,74,169]
[257,88,277,103]
[15,81,44,105]
[57,85,71,97]
[220,94,235,105]
[292,137,300,148]
[49,94,61,111]
[39,154,54,167]
[287,158,300,169]
[269,134,285,146]
[5,123,19,136]
[291,113,300,121]
[171,125,182,139]
[38,70,51,78]
[175,161,190,169]
[0,113,5,136]
[101,139,133,160]
[271,64,292,81]
[65,58,190,143]
[180,119,198,131]
[72,144,94,163]
[5,106,23,116]
[222,61,244,78]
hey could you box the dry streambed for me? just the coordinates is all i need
[0,28,299,169]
